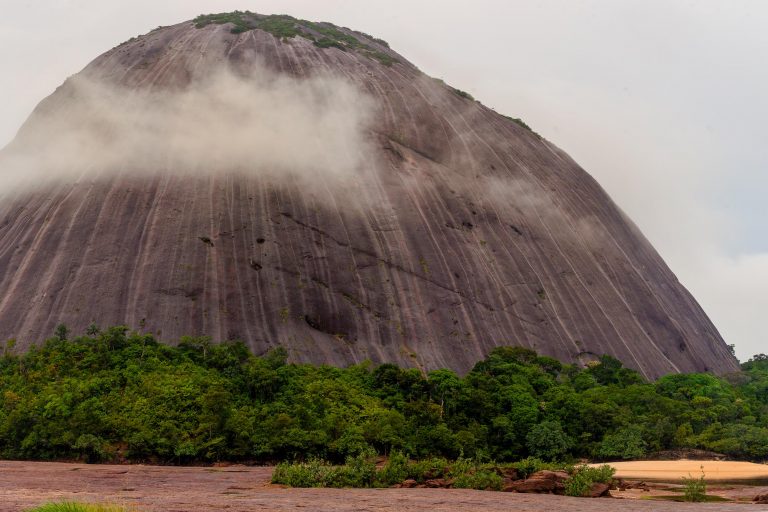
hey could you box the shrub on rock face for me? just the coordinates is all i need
[563,465,615,497]
[508,457,576,480]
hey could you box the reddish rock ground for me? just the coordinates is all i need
[0,461,765,511]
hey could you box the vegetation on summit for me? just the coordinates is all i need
[193,12,397,66]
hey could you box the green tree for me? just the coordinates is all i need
[597,425,647,460]
[526,420,573,461]
[54,324,69,341]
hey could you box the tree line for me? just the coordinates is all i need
[0,326,767,464]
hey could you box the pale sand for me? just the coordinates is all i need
[602,460,768,482]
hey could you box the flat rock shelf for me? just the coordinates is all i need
[0,461,763,511]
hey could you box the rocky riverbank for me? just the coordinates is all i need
[1,461,766,511]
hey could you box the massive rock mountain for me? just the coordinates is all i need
[0,13,738,378]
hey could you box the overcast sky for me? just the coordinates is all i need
[1,0,765,361]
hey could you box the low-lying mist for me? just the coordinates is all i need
[0,62,379,194]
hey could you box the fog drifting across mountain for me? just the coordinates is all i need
[0,62,378,195]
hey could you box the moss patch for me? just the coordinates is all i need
[193,12,398,66]
[27,503,134,512]
[503,115,541,138]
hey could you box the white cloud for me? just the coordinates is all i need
[1,63,377,193]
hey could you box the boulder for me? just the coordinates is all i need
[588,483,611,498]
[503,470,569,493]
[754,493,768,504]
[533,470,570,482]
[501,478,517,491]
[400,479,417,488]
[623,480,650,491]
[425,478,452,488]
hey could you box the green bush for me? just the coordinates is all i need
[526,421,573,461]
[502,115,541,138]
[257,15,304,38]
[451,469,503,490]
[26,504,131,512]
[452,88,474,101]
[192,12,397,66]
[314,38,346,50]
[682,468,707,502]
[327,451,377,488]
[597,425,647,460]
[273,456,504,491]
[193,11,257,34]
[375,451,409,486]
[365,50,397,67]
[446,457,504,489]
[271,458,331,487]
[516,457,572,478]
[563,464,615,497]
[408,457,449,482]
[510,457,555,478]
[563,471,592,497]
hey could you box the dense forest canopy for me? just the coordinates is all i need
[0,326,767,464]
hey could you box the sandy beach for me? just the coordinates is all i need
[604,460,768,482]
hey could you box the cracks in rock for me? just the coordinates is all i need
[340,291,381,318]
[277,212,496,312]
[384,135,441,164]
[444,220,474,232]
[156,287,203,299]
[272,265,388,323]
[218,223,248,238]
[382,141,405,162]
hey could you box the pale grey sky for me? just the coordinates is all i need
[1,0,766,360]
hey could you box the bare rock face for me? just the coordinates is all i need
[0,13,739,378]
